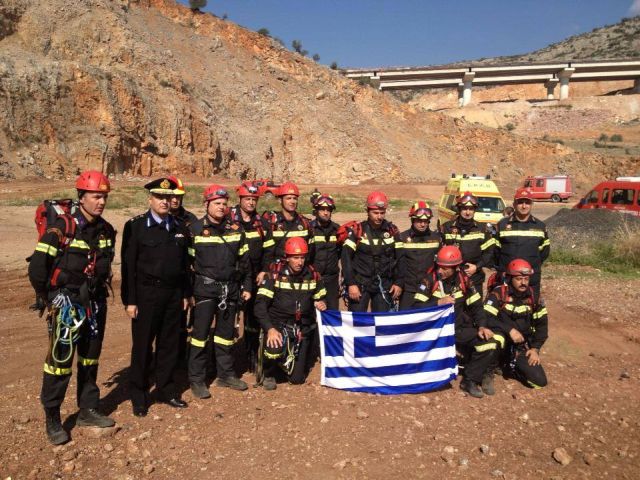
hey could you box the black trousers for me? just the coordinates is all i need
[348,289,390,313]
[41,302,107,409]
[494,332,548,388]
[130,286,182,408]
[189,295,237,383]
[456,327,496,384]
[242,294,260,374]
[399,290,418,310]
[322,273,340,311]
[264,326,313,384]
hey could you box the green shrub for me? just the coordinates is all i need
[598,133,609,142]
[505,123,515,131]
[610,134,623,142]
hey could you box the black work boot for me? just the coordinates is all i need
[44,407,69,445]
[460,378,484,399]
[215,376,248,391]
[263,376,277,391]
[76,408,115,428]
[482,373,496,396]
[190,382,212,399]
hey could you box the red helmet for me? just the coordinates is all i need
[313,194,336,210]
[455,191,478,208]
[506,258,534,276]
[409,201,432,219]
[366,191,388,210]
[277,182,300,197]
[167,175,186,195]
[237,183,260,198]
[203,184,229,202]
[284,237,308,256]
[435,246,463,267]
[75,170,110,193]
[514,188,533,202]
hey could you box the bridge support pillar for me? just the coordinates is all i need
[558,68,575,100]
[457,83,464,107]
[461,72,475,106]
[545,78,559,99]
[634,78,640,94]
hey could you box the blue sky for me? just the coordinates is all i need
[180,1,639,68]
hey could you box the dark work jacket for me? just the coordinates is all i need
[229,205,268,276]
[341,220,405,291]
[413,269,486,331]
[254,264,326,331]
[494,214,550,273]
[261,211,315,270]
[189,216,252,298]
[484,284,548,350]
[399,227,441,293]
[120,211,191,305]
[29,211,115,301]
[172,206,198,227]
[311,218,341,277]
[441,218,494,269]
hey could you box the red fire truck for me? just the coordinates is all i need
[521,175,573,202]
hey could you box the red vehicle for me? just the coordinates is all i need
[521,175,573,202]
[574,177,640,216]
[241,179,280,198]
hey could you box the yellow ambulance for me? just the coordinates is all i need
[437,174,506,225]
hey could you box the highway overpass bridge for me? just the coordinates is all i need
[343,60,640,106]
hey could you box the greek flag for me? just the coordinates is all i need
[317,305,457,394]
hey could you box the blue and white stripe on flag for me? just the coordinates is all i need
[317,305,457,394]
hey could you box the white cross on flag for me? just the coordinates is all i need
[317,305,457,394]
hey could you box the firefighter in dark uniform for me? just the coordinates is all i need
[342,191,405,312]
[28,170,116,444]
[484,258,548,389]
[254,237,327,390]
[310,194,341,310]
[168,175,198,226]
[260,182,315,279]
[188,185,253,398]
[494,188,550,297]
[229,183,268,374]
[414,246,496,398]
[121,177,192,417]
[441,192,495,295]
[398,201,441,310]
[167,175,198,367]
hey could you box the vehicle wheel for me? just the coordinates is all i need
[551,194,561,203]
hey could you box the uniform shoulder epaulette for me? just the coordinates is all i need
[127,213,147,224]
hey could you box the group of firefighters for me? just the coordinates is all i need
[28,171,550,445]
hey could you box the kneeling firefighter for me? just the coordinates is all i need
[254,237,327,390]
[413,246,496,398]
[484,259,548,389]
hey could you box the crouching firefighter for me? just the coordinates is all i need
[484,259,548,389]
[28,170,116,445]
[413,246,496,399]
[188,185,253,398]
[254,237,327,390]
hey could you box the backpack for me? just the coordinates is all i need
[269,260,320,282]
[336,220,363,246]
[32,199,78,256]
[263,211,311,233]
[426,267,471,296]
[230,206,265,240]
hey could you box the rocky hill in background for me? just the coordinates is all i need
[0,0,636,187]
[476,16,640,64]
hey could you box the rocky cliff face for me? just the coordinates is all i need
[0,0,635,185]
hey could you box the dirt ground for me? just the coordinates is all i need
[1,181,639,480]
